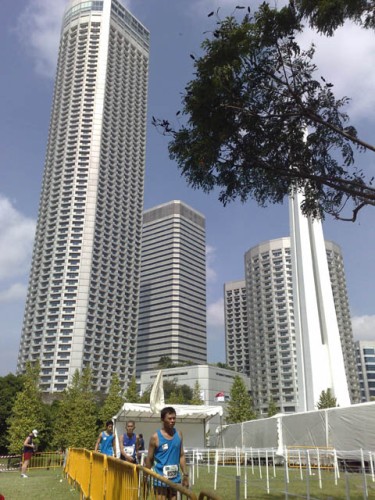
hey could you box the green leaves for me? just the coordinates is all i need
[52,368,98,450]
[226,376,256,423]
[7,362,46,454]
[156,4,375,221]
[316,388,338,409]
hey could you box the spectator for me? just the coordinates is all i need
[21,429,38,478]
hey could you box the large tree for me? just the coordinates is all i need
[226,375,256,423]
[99,373,124,423]
[156,4,375,222]
[0,373,24,454]
[52,368,98,450]
[7,363,46,454]
[295,0,375,35]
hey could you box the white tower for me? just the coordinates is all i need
[17,0,149,393]
[290,191,351,411]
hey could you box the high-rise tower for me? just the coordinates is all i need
[17,0,149,393]
[136,201,207,374]
[224,280,250,377]
[228,236,359,415]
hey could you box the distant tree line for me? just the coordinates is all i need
[1,360,336,454]
[0,361,204,455]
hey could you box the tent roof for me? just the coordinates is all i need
[113,403,223,422]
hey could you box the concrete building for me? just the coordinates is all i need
[137,201,207,375]
[224,280,250,377]
[229,236,359,416]
[17,0,149,393]
[140,364,250,406]
[355,341,375,402]
[245,238,298,415]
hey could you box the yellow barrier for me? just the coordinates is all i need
[26,451,64,470]
[106,456,138,500]
[287,446,335,470]
[65,449,205,500]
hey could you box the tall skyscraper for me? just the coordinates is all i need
[226,236,359,415]
[355,340,375,402]
[224,280,250,377]
[17,0,149,393]
[245,238,298,415]
[136,201,207,374]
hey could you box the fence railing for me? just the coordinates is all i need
[65,449,217,500]
[27,451,65,470]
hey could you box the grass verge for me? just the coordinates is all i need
[0,469,79,500]
[190,465,375,499]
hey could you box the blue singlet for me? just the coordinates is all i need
[99,431,114,456]
[153,428,182,485]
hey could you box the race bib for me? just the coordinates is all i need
[124,446,134,455]
[163,464,178,479]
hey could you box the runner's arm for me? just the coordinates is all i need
[94,433,102,452]
[145,432,157,469]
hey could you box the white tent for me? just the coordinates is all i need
[113,371,223,450]
[113,402,223,449]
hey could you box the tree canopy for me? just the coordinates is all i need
[0,373,24,454]
[52,368,98,450]
[7,363,46,454]
[99,373,124,423]
[316,388,338,409]
[295,0,375,35]
[226,375,256,423]
[155,3,375,222]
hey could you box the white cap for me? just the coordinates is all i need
[32,429,38,437]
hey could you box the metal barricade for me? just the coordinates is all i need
[27,451,65,470]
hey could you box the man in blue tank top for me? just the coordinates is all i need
[145,406,189,499]
[95,420,116,457]
[120,420,139,463]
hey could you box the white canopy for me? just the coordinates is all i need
[113,369,224,449]
[113,403,223,449]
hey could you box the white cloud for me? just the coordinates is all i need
[15,0,68,78]
[0,195,35,281]
[207,297,224,326]
[352,315,375,342]
[0,284,28,303]
[206,244,218,283]
[298,23,375,121]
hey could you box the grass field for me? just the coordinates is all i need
[189,465,375,499]
[1,465,375,499]
[0,469,79,500]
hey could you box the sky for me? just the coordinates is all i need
[1,0,375,376]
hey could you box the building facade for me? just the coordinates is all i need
[228,237,359,415]
[355,341,375,402]
[136,201,207,375]
[224,280,250,377]
[245,238,298,415]
[325,241,360,404]
[17,0,149,393]
[140,364,250,407]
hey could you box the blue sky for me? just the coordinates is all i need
[1,0,375,375]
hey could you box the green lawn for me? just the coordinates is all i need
[1,465,375,499]
[0,469,79,500]
[190,465,375,499]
